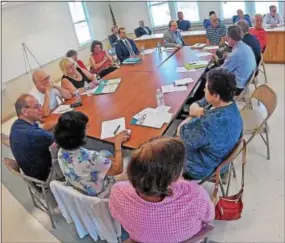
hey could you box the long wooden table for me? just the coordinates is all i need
[134,28,285,63]
[44,47,212,149]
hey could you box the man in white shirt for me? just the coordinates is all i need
[30,69,71,117]
[263,5,284,27]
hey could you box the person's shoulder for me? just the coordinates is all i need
[110,181,133,198]
[172,179,208,198]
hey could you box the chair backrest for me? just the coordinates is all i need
[1,133,10,147]
[251,84,277,118]
[232,15,238,23]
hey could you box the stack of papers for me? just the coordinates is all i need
[164,47,176,51]
[143,48,156,55]
[101,117,126,139]
[195,52,213,57]
[131,106,173,129]
[52,105,73,114]
[94,78,121,95]
[174,77,194,86]
[176,67,196,73]
[190,43,207,49]
[122,57,142,64]
[204,45,219,50]
[161,84,187,94]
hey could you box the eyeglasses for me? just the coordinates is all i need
[25,104,42,110]
[39,75,50,83]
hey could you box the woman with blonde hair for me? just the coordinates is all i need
[60,57,98,94]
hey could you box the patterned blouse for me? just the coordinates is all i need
[58,147,114,198]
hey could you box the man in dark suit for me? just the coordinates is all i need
[108,26,119,47]
[134,20,152,38]
[115,27,140,63]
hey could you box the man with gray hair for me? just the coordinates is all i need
[237,20,261,65]
[9,94,56,181]
[134,20,152,38]
[206,13,226,46]
[222,25,256,95]
[263,5,284,27]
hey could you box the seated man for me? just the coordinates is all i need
[163,20,185,48]
[204,11,220,29]
[250,14,268,51]
[263,5,284,27]
[206,14,226,46]
[108,25,119,48]
[222,25,256,95]
[115,27,140,63]
[178,69,243,180]
[134,20,152,38]
[9,94,56,181]
[66,49,87,70]
[177,11,191,31]
[234,9,252,27]
[30,69,71,117]
[237,20,261,65]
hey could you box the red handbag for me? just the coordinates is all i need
[212,139,246,221]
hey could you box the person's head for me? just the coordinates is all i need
[269,5,277,17]
[237,9,244,18]
[90,40,103,54]
[139,20,144,27]
[169,20,178,31]
[15,94,43,122]
[118,27,127,39]
[210,14,219,27]
[127,137,185,198]
[59,57,77,76]
[254,13,263,29]
[236,20,249,36]
[66,50,78,62]
[227,25,242,47]
[204,68,236,107]
[177,11,184,20]
[111,25,118,34]
[54,111,89,150]
[32,69,51,93]
[209,11,216,17]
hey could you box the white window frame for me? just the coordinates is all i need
[68,1,93,47]
[147,1,172,28]
[220,1,247,21]
[253,1,280,16]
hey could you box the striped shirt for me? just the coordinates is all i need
[206,24,226,46]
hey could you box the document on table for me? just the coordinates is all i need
[176,67,196,73]
[143,48,156,54]
[190,43,207,48]
[81,87,98,96]
[174,77,194,86]
[195,52,212,57]
[52,105,73,114]
[161,84,187,94]
[204,45,219,50]
[101,117,126,139]
[164,47,176,51]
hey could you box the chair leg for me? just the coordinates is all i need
[232,163,237,178]
[42,187,56,229]
[28,187,37,208]
[262,62,268,83]
[265,125,270,160]
[219,175,226,197]
[226,164,233,196]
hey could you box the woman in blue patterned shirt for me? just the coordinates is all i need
[54,111,129,198]
[178,68,243,180]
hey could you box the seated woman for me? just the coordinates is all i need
[66,49,87,70]
[249,14,268,52]
[177,68,243,180]
[60,57,98,94]
[54,111,130,198]
[89,40,117,78]
[109,137,214,243]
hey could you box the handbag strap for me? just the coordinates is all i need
[212,138,247,199]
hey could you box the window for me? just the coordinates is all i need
[68,1,92,46]
[255,1,279,15]
[148,2,171,27]
[176,2,200,22]
[221,1,246,19]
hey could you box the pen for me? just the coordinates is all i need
[113,125,121,135]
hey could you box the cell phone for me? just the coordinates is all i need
[70,102,82,108]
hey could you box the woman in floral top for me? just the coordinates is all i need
[54,111,129,198]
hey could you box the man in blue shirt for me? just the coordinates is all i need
[206,14,226,46]
[177,11,191,31]
[9,94,55,181]
[222,25,256,94]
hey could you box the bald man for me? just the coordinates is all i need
[206,14,226,46]
[30,69,71,117]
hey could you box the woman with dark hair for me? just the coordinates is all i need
[89,40,117,78]
[54,111,129,198]
[109,137,214,243]
[66,49,87,70]
[177,68,243,180]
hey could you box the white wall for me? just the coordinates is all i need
[2,1,111,83]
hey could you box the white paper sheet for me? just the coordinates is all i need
[155,105,171,113]
[52,105,73,114]
[161,84,187,94]
[81,87,98,96]
[176,67,196,73]
[191,43,207,48]
[195,52,212,57]
[143,49,156,55]
[101,117,126,139]
[204,45,219,50]
[164,47,176,51]
[102,84,118,94]
[174,78,194,86]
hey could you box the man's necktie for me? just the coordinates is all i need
[124,39,136,57]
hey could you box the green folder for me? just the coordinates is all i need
[93,78,121,95]
[184,63,208,70]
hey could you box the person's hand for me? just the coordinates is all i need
[195,107,205,117]
[45,82,53,94]
[89,81,97,89]
[114,130,130,146]
[223,52,229,59]
[103,56,109,63]
[270,23,277,27]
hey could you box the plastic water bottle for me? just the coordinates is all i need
[141,46,145,55]
[156,88,165,107]
[157,42,162,53]
[74,89,81,103]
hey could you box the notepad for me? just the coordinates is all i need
[176,67,196,73]
[161,84,187,94]
[195,52,212,57]
[101,117,126,139]
[122,57,142,64]
[174,78,194,86]
[143,49,156,54]
[94,78,121,95]
[190,43,207,49]
[52,105,73,114]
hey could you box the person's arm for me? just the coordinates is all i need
[32,128,54,149]
[222,52,235,72]
[81,67,96,82]
[53,85,72,100]
[105,51,114,65]
[131,40,140,55]
[115,43,124,63]
[188,21,191,31]
[61,78,84,94]
[42,84,52,117]
[189,102,205,117]
[206,29,211,45]
[77,60,87,70]
[40,119,58,131]
[89,55,108,71]
[106,130,130,176]
[263,14,271,27]
[196,185,215,223]
[277,14,284,26]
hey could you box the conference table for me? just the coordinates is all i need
[44,47,213,149]
[134,27,285,63]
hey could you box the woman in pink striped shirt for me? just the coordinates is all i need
[109,137,214,243]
